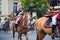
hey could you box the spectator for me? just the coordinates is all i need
[0,18,3,31]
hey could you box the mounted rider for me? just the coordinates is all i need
[15,5,24,31]
[47,0,60,38]
[51,11,59,32]
[48,7,60,37]
[44,6,60,38]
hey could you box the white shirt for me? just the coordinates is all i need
[52,13,58,25]
[15,15,23,24]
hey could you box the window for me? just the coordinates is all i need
[0,0,1,15]
[0,0,1,5]
[0,0,1,1]
[0,2,1,5]
[13,0,17,1]
[13,2,18,12]
[15,0,17,1]
[0,11,1,15]
[13,6,17,12]
[13,2,17,6]
[0,0,1,3]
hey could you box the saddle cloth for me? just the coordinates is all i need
[43,19,60,28]
[43,19,52,28]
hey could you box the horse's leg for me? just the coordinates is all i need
[18,33,22,40]
[36,34,39,40]
[12,27,15,38]
[6,28,8,33]
[36,31,41,40]
[20,34,22,40]
[13,31,15,38]
[5,28,6,33]
[4,27,7,33]
[36,30,45,40]
[18,33,20,39]
[25,33,28,40]
[4,27,5,33]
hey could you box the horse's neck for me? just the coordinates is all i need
[22,16,27,26]
[24,17,31,26]
[23,17,27,23]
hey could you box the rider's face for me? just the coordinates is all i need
[19,8,23,12]
[19,8,23,11]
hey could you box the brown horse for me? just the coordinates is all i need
[11,12,32,40]
[17,12,29,40]
[34,17,60,40]
[10,12,17,37]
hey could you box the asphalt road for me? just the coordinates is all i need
[0,30,37,40]
[0,30,60,40]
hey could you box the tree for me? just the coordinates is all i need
[20,0,50,17]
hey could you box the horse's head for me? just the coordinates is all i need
[22,12,31,26]
[10,12,17,21]
[24,12,31,20]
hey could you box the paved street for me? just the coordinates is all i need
[0,29,60,40]
[0,30,37,40]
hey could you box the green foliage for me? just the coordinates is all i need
[20,0,50,15]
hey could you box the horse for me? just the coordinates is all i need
[34,16,60,40]
[11,12,33,40]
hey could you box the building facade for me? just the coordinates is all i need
[0,0,20,21]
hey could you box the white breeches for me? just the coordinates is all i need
[52,17,57,25]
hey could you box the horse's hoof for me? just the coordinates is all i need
[18,36,19,39]
[13,35,15,38]
[52,36,54,39]
[13,37,14,38]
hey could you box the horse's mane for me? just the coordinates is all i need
[23,13,29,26]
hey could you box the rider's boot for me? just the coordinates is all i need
[51,33,54,39]
[15,24,18,31]
[51,25,60,39]
[52,25,56,39]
